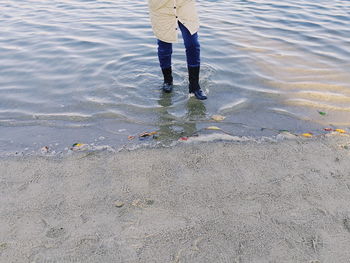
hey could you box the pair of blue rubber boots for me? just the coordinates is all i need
[161,66,207,100]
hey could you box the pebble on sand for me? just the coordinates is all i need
[114,201,124,208]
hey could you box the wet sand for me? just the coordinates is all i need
[1,134,350,262]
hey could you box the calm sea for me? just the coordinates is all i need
[0,0,349,155]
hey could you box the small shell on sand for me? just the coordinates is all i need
[114,201,124,208]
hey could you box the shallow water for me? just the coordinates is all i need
[0,0,349,154]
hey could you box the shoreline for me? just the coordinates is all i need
[0,128,344,159]
[1,134,350,262]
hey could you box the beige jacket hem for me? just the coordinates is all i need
[148,0,200,43]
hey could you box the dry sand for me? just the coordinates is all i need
[1,134,350,263]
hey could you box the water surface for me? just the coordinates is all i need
[0,0,349,154]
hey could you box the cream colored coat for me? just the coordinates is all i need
[148,0,200,43]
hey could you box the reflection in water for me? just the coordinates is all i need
[0,0,349,152]
[186,96,207,121]
[157,92,206,142]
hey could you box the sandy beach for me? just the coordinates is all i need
[1,134,350,262]
[1,0,350,262]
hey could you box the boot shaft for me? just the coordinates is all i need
[161,67,173,85]
[188,66,200,92]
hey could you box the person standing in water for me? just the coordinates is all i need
[148,0,207,100]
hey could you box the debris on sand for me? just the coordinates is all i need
[114,201,125,208]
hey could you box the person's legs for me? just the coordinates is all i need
[157,39,173,92]
[157,39,173,70]
[178,22,200,68]
[179,22,207,100]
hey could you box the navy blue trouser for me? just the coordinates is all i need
[158,21,200,69]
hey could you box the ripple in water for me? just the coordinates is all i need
[0,0,349,154]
